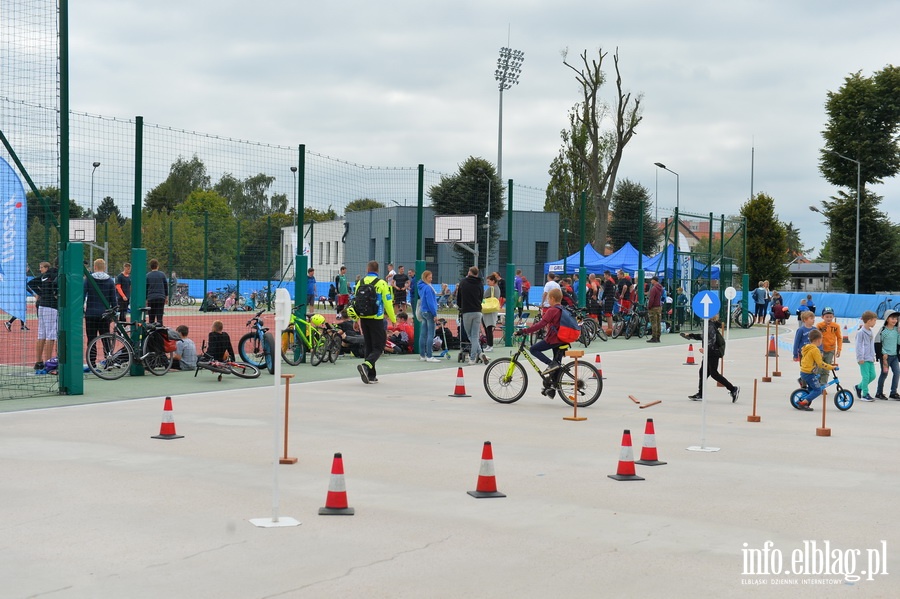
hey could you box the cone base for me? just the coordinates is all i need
[448,393,472,398]
[151,434,184,440]
[772,371,782,377]
[635,459,667,466]
[318,507,355,515]
[683,362,695,366]
[467,490,506,498]
[761,377,772,382]
[608,473,645,481]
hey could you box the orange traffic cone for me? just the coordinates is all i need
[842,325,850,344]
[767,335,777,357]
[635,418,667,466]
[684,344,696,365]
[595,353,601,363]
[151,396,183,440]
[594,354,605,379]
[467,441,506,498]
[318,452,355,515]
[448,367,471,397]
[608,429,645,481]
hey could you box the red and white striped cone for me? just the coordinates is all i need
[448,367,471,397]
[635,418,667,466]
[608,429,645,481]
[467,441,506,498]
[151,396,184,440]
[318,453,355,515]
[594,354,606,379]
[684,344,696,365]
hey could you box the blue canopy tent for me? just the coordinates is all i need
[543,243,608,275]
[642,244,720,280]
[544,241,655,275]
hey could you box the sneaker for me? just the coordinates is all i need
[369,377,378,384]
[545,388,556,399]
[483,346,493,353]
[798,399,809,407]
[854,385,862,398]
[890,393,900,400]
[542,362,561,375]
[467,359,477,366]
[4,321,10,331]
[21,324,29,331]
[731,386,740,403]
[425,357,441,363]
[34,361,44,371]
[798,377,807,389]
[861,395,875,402]
[357,364,370,384]
[481,354,489,365]
[800,406,814,411]
[875,393,888,400]
[688,393,702,401]
[419,356,427,362]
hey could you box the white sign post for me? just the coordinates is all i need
[688,291,721,453]
[250,288,301,528]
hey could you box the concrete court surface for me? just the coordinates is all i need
[2,331,898,599]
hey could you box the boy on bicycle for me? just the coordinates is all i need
[514,287,567,374]
[798,329,836,411]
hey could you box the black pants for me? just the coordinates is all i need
[117,298,130,322]
[85,316,111,362]
[697,354,735,394]
[359,318,387,378]
[148,298,165,325]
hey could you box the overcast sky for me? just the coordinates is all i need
[67,0,899,256]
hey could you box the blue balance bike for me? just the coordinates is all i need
[789,367,853,411]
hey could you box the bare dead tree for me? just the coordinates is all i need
[562,47,642,252]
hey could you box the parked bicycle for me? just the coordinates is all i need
[876,298,895,320]
[194,341,261,381]
[730,302,753,329]
[237,309,276,375]
[85,307,177,380]
[789,367,854,411]
[171,283,196,306]
[482,334,603,407]
[281,310,342,366]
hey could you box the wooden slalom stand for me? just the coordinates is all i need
[772,321,782,377]
[762,323,773,383]
[279,374,298,464]
[817,389,832,437]
[747,378,761,422]
[563,350,587,421]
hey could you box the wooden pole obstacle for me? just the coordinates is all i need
[563,350,587,421]
[279,374,298,464]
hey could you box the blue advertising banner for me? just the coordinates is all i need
[0,156,28,320]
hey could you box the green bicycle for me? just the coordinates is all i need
[281,311,342,366]
[482,334,603,407]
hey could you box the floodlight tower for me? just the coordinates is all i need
[495,46,524,185]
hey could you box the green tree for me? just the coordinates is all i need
[428,156,503,277]
[783,222,809,260]
[823,190,900,293]
[741,192,789,287]
[345,198,386,213]
[608,179,659,254]
[145,155,211,213]
[304,206,338,223]
[545,106,595,253]
[95,196,123,224]
[562,47,642,251]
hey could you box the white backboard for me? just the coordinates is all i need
[434,215,476,244]
[69,219,96,243]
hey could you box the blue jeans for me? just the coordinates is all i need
[800,372,823,404]
[530,340,563,367]
[877,354,899,395]
[419,313,436,358]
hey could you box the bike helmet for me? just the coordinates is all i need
[311,313,326,326]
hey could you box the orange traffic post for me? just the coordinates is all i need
[772,321,782,377]
[280,374,297,465]
[816,389,831,437]
[762,323,772,383]
[563,350,586,421]
[747,378,761,422]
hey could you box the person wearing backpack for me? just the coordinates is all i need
[680,316,740,402]
[514,287,572,375]
[352,260,396,384]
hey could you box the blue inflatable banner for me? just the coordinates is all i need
[0,156,28,320]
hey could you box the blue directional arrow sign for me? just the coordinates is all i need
[691,290,721,320]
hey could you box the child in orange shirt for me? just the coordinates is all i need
[815,307,842,385]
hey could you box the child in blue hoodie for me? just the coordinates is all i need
[793,310,816,388]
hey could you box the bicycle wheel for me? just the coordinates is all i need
[595,324,608,342]
[263,332,276,374]
[483,357,528,404]
[582,318,599,340]
[876,300,887,320]
[611,319,624,339]
[239,332,267,367]
[557,361,602,408]
[326,330,342,363]
[229,361,261,379]
[789,389,807,410]
[142,332,172,376]
[834,389,854,411]
[281,327,305,366]
[310,329,328,366]
[624,318,635,339]
[635,316,647,338]
[86,333,133,380]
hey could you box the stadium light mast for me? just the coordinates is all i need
[90,161,100,215]
[495,46,524,185]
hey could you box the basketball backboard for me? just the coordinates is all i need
[69,219,96,243]
[434,215,476,244]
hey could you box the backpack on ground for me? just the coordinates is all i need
[351,277,381,317]
[554,306,581,344]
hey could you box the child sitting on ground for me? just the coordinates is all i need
[387,312,415,353]
[172,325,198,371]
[797,329,836,411]
[207,320,235,361]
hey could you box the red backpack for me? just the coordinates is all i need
[553,306,581,344]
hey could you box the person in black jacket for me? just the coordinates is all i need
[84,258,118,364]
[681,317,740,402]
[30,261,58,370]
[456,266,486,365]
[146,259,169,325]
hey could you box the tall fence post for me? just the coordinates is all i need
[236,219,242,300]
[504,179,515,347]
[203,211,209,299]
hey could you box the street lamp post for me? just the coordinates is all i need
[90,161,100,215]
[494,46,524,184]
[828,151,861,295]
[653,162,679,212]
[654,162,680,288]
[809,205,833,292]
